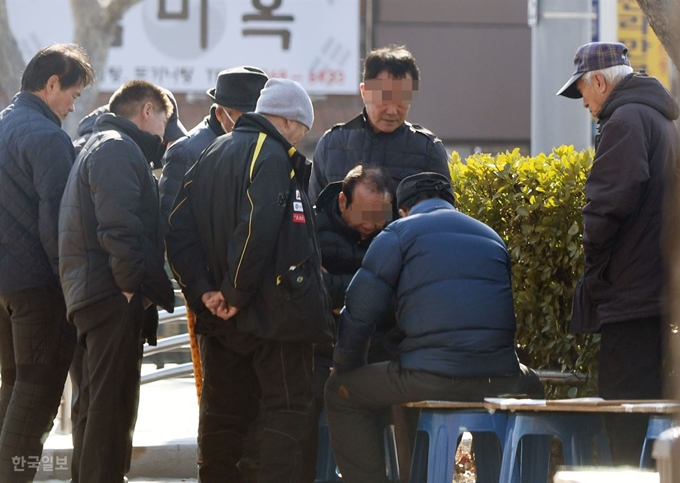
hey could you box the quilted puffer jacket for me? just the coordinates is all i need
[0,92,75,293]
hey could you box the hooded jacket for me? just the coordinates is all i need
[159,107,224,223]
[166,113,333,342]
[572,72,680,332]
[0,92,75,293]
[59,113,175,319]
[308,110,450,202]
[333,198,520,377]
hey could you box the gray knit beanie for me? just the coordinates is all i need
[255,78,314,130]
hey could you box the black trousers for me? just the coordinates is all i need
[324,362,544,482]
[599,316,664,467]
[198,325,314,483]
[0,285,76,482]
[71,293,145,483]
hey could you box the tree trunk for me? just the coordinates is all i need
[0,0,25,108]
[636,0,680,72]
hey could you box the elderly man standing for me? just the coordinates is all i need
[166,78,333,482]
[59,80,176,482]
[557,42,680,465]
[309,45,449,201]
[324,172,543,482]
[160,65,268,481]
[0,43,94,481]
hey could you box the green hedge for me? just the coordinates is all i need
[450,146,599,397]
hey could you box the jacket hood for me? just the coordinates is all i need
[94,113,165,165]
[600,72,680,121]
[77,105,110,137]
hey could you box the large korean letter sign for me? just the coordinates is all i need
[7,0,360,95]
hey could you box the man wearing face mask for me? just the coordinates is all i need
[308,45,450,202]
[58,80,176,483]
[159,66,268,223]
[166,79,333,482]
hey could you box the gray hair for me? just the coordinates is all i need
[582,64,633,86]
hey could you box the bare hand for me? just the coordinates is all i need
[216,303,239,321]
[201,291,224,314]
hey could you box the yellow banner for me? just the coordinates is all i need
[617,0,670,88]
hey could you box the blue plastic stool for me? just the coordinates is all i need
[315,409,400,482]
[499,412,612,483]
[409,408,508,483]
[640,415,674,469]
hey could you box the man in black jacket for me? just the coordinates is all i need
[558,42,680,465]
[159,66,268,223]
[59,80,175,482]
[166,78,333,482]
[0,43,94,482]
[308,45,450,202]
[160,65,268,482]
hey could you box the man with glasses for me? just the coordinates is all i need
[308,45,450,202]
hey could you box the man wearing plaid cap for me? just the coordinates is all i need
[558,42,680,465]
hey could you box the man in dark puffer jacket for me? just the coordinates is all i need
[0,43,94,482]
[59,80,175,483]
[308,45,449,202]
[324,172,543,482]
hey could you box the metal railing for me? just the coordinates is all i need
[140,305,194,385]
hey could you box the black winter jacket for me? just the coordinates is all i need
[572,73,680,332]
[159,108,224,223]
[308,110,450,201]
[59,114,175,319]
[166,113,333,342]
[314,181,376,309]
[0,92,75,293]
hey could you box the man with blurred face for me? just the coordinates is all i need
[309,45,449,202]
[0,43,94,482]
[59,80,176,482]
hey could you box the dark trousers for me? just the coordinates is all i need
[599,316,664,466]
[198,326,314,483]
[324,362,544,482]
[71,294,145,483]
[0,285,76,482]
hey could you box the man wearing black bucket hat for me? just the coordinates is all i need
[159,66,268,222]
[558,42,680,465]
[324,172,543,482]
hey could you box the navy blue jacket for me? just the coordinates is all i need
[309,110,450,202]
[333,198,520,378]
[159,108,224,223]
[0,92,75,293]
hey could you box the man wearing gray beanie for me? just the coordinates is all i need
[166,78,333,482]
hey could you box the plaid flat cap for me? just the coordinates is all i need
[557,42,631,98]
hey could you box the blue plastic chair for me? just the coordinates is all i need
[499,412,612,483]
[640,415,674,469]
[315,409,400,482]
[409,409,509,483]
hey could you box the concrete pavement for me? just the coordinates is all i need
[35,364,199,481]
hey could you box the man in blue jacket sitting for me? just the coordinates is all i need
[324,172,544,482]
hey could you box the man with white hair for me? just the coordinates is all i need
[166,78,333,482]
[558,41,680,465]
